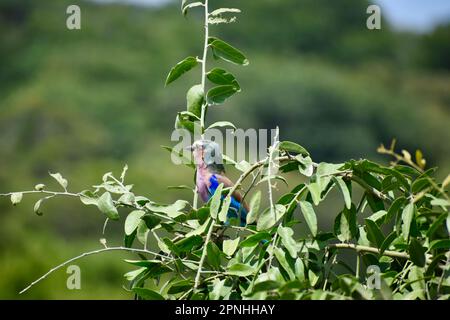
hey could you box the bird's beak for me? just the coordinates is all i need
[185,145,194,151]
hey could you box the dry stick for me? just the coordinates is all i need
[19,246,185,295]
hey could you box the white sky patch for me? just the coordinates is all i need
[375,0,450,32]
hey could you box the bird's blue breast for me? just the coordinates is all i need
[208,175,247,226]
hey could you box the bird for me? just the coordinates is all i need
[187,140,249,226]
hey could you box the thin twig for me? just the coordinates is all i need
[19,246,179,295]
[194,220,215,290]
[328,243,409,259]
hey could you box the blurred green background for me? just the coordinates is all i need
[0,0,449,299]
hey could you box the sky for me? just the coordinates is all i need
[94,0,450,33]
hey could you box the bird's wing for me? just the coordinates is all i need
[213,174,249,212]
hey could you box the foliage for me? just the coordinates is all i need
[1,0,449,300]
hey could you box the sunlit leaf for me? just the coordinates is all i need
[97,192,119,220]
[208,37,249,66]
[165,56,198,85]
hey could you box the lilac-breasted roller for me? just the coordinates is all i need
[188,140,249,226]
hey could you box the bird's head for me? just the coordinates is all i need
[187,140,225,173]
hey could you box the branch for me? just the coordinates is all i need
[200,0,209,136]
[349,174,394,203]
[0,190,80,197]
[194,219,215,290]
[328,243,409,259]
[19,246,185,295]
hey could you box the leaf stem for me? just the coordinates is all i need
[200,0,209,136]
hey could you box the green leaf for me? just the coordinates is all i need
[136,221,149,245]
[206,68,240,89]
[306,183,321,206]
[97,192,119,220]
[209,278,232,300]
[10,192,23,206]
[367,210,387,225]
[257,205,286,231]
[430,198,450,207]
[210,8,241,16]
[207,242,222,269]
[274,247,295,280]
[165,56,198,86]
[277,225,299,258]
[124,210,145,235]
[34,184,45,191]
[429,239,450,250]
[235,160,252,173]
[357,226,371,247]
[294,258,305,281]
[409,238,426,267]
[207,85,239,105]
[206,121,236,131]
[124,230,136,248]
[379,232,397,255]
[246,191,261,224]
[279,141,310,156]
[117,192,135,205]
[223,238,240,256]
[186,84,204,117]
[82,190,99,205]
[401,202,415,240]
[175,111,201,134]
[168,279,193,294]
[124,267,146,281]
[125,259,161,268]
[185,217,211,237]
[252,280,280,293]
[365,219,385,248]
[34,198,44,216]
[408,266,425,297]
[335,212,351,242]
[411,177,431,194]
[425,253,446,277]
[147,200,189,218]
[240,232,271,247]
[209,183,223,219]
[226,263,254,277]
[299,201,317,236]
[132,288,164,300]
[175,235,203,253]
[296,155,314,177]
[333,176,351,209]
[208,37,249,66]
[182,1,203,16]
[426,212,448,237]
[385,196,405,224]
[49,172,68,190]
[141,214,161,230]
[218,196,231,222]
